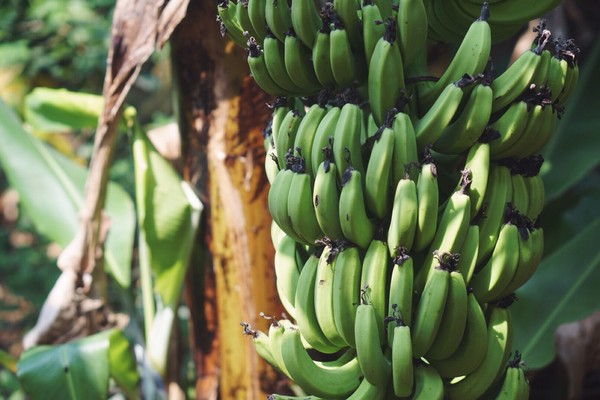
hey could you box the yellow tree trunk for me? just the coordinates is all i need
[171,1,285,398]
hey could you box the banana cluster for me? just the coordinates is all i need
[223,1,580,398]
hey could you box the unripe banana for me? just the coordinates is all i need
[311,106,342,174]
[396,0,429,76]
[496,352,530,400]
[313,159,345,240]
[355,302,392,387]
[390,322,413,397]
[411,265,450,358]
[426,270,468,360]
[330,16,365,88]
[275,107,303,170]
[290,0,322,48]
[387,248,414,342]
[391,108,419,186]
[414,156,440,251]
[217,0,249,48]
[455,224,480,285]
[463,141,491,218]
[332,245,362,347]
[294,250,342,354]
[293,100,328,177]
[274,234,302,319]
[268,168,305,243]
[333,99,365,179]
[360,239,391,345]
[365,124,395,219]
[312,24,337,87]
[279,327,362,398]
[339,167,374,248]
[412,361,444,400]
[361,0,385,64]
[430,291,487,378]
[387,174,418,255]
[265,0,292,43]
[283,30,321,94]
[288,170,325,245]
[445,305,514,400]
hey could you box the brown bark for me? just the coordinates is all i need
[171,1,284,398]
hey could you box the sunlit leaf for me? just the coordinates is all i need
[17,330,113,400]
[511,216,600,369]
[108,330,140,399]
[0,98,134,287]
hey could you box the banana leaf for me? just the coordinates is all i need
[0,99,134,287]
[132,122,202,376]
[23,88,127,133]
[17,329,138,400]
[511,215,600,369]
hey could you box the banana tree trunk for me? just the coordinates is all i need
[170,0,285,398]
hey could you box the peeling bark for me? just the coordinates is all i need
[171,0,284,398]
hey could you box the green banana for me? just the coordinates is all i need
[235,0,260,42]
[217,0,249,48]
[293,100,328,177]
[274,107,303,170]
[264,138,279,185]
[417,3,491,112]
[546,50,569,102]
[524,172,545,221]
[283,31,322,94]
[463,140,491,218]
[265,0,293,43]
[263,33,304,95]
[433,80,493,155]
[333,100,365,180]
[455,224,480,284]
[268,168,305,243]
[274,234,302,319]
[506,104,556,159]
[242,324,279,371]
[290,0,322,48]
[339,167,374,248]
[294,250,342,354]
[355,302,392,386]
[390,322,414,397]
[365,124,395,220]
[387,249,414,339]
[430,291,487,378]
[502,227,544,296]
[333,0,363,52]
[413,361,444,400]
[312,23,337,87]
[313,159,345,240]
[314,245,348,348]
[361,0,385,65]
[496,353,530,400]
[396,0,429,76]
[268,321,292,377]
[368,17,405,126]
[471,221,520,303]
[332,245,363,348]
[288,171,325,245]
[247,37,288,96]
[360,239,391,345]
[330,16,365,88]
[490,32,550,113]
[477,164,511,263]
[311,106,342,174]
[414,155,439,252]
[247,0,268,42]
[387,174,418,255]
[510,172,529,216]
[446,305,514,400]
[487,100,529,158]
[279,327,362,398]
[411,265,450,358]
[414,75,473,149]
[415,175,471,292]
[391,108,419,186]
[426,270,468,360]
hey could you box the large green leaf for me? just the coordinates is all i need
[17,331,112,400]
[17,329,138,400]
[511,216,600,369]
[132,124,202,308]
[541,39,600,200]
[0,98,134,287]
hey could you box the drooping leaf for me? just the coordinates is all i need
[541,39,600,200]
[511,216,600,369]
[17,330,113,400]
[0,98,135,287]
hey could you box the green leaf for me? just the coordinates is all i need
[23,88,104,132]
[511,216,600,369]
[541,39,600,200]
[0,98,134,287]
[108,330,139,399]
[17,330,113,400]
[0,348,17,373]
[132,124,202,307]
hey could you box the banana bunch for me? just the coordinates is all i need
[223,0,581,398]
